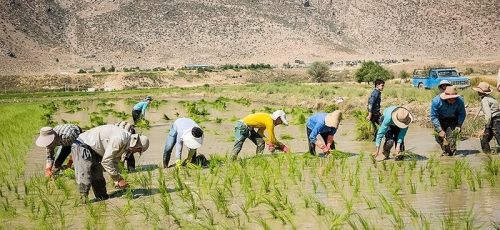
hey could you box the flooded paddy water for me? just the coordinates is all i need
[19,96,500,229]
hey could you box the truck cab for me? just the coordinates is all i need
[412,67,470,89]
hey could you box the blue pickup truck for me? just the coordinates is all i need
[412,67,470,89]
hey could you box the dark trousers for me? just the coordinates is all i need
[480,117,500,153]
[132,110,141,124]
[124,153,135,171]
[231,121,265,159]
[72,142,109,200]
[53,146,72,171]
[435,118,459,156]
[306,127,336,155]
[382,125,405,158]
[370,111,382,141]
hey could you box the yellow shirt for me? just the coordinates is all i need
[242,113,279,145]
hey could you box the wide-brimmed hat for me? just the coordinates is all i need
[391,107,413,128]
[130,134,149,153]
[438,80,452,89]
[271,110,289,125]
[440,85,460,100]
[181,128,203,149]
[36,127,57,147]
[325,110,342,128]
[472,82,492,94]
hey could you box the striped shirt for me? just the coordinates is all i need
[46,124,81,158]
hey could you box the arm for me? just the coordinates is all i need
[308,122,323,144]
[141,103,148,117]
[265,121,279,145]
[430,99,443,132]
[482,99,492,128]
[101,137,125,181]
[397,127,408,144]
[457,99,466,125]
[175,134,183,160]
[367,91,377,112]
[375,116,391,147]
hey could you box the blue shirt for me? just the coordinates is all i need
[375,106,409,147]
[306,112,337,144]
[430,95,466,132]
[133,101,149,116]
[367,89,381,113]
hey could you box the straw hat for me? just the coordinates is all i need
[181,127,204,149]
[391,107,413,128]
[438,80,452,89]
[439,85,460,100]
[271,110,289,125]
[325,110,342,128]
[36,127,57,147]
[129,134,149,153]
[472,82,492,94]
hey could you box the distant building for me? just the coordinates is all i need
[185,64,212,69]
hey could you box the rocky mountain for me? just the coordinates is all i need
[0,0,498,74]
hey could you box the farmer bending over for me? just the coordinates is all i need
[163,118,204,168]
[430,86,466,156]
[306,111,342,156]
[36,124,82,177]
[73,125,149,202]
[231,110,290,160]
[473,82,500,153]
[373,106,413,159]
[132,96,152,124]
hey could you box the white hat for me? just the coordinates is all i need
[181,128,203,149]
[271,110,289,125]
[36,127,57,147]
[130,134,149,153]
[325,110,342,128]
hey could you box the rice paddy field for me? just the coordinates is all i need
[1,82,500,229]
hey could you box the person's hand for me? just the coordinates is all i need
[372,147,380,157]
[268,144,276,153]
[115,179,129,189]
[438,130,446,138]
[44,160,53,177]
[281,145,290,153]
[321,144,331,153]
[455,127,461,133]
[366,114,371,120]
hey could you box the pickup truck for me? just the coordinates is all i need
[412,67,470,89]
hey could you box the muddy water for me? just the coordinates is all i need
[24,97,500,228]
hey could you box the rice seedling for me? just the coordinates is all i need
[492,220,500,230]
[475,169,483,189]
[352,110,375,141]
[408,179,417,194]
[211,187,230,217]
[256,216,272,230]
[463,207,483,230]
[484,155,500,176]
[135,119,151,129]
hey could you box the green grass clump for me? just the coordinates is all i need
[352,110,374,141]
[280,134,294,140]
[135,119,151,129]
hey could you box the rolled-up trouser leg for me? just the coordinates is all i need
[231,121,249,159]
[248,130,265,154]
[480,127,493,153]
[91,154,108,200]
[72,144,93,197]
[306,127,316,155]
[382,126,399,158]
[162,126,177,167]
[492,118,500,153]
[445,126,457,155]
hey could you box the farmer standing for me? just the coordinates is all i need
[132,96,152,124]
[162,118,204,168]
[430,85,466,156]
[306,111,342,156]
[231,110,290,160]
[72,125,149,202]
[367,79,384,139]
[35,124,82,177]
[373,106,413,159]
[473,82,500,153]
[438,80,452,93]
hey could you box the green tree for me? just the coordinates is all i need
[307,61,330,82]
[100,66,106,72]
[355,61,392,83]
[399,70,410,79]
[108,65,116,72]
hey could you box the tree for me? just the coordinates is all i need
[399,70,410,79]
[100,67,106,72]
[108,65,115,72]
[355,61,392,83]
[307,61,330,82]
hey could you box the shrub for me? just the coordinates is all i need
[464,67,474,75]
[108,65,115,72]
[399,70,410,79]
[307,61,330,82]
[77,69,86,74]
[100,67,106,72]
[355,61,392,83]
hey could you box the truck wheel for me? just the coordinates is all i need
[418,83,424,89]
